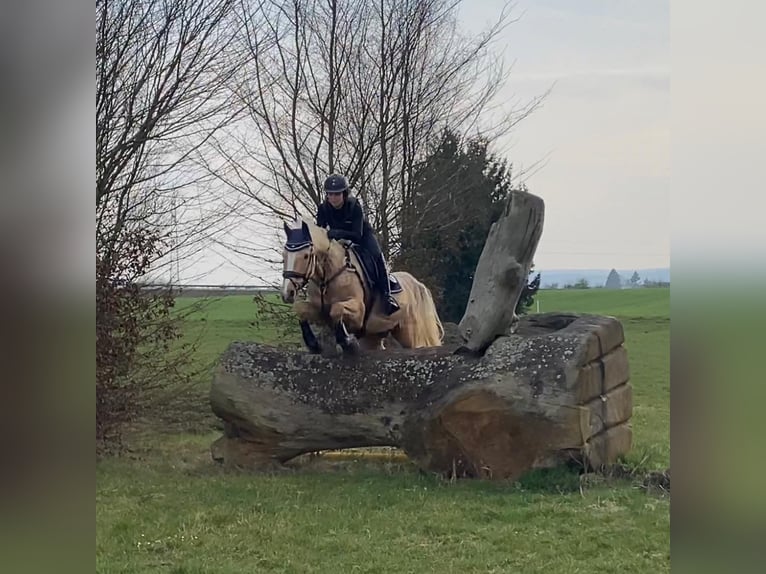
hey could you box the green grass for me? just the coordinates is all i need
[98,460,669,573]
[98,288,670,573]
[174,295,300,382]
[534,287,670,319]
[152,295,302,430]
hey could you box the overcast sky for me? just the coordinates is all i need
[463,0,669,271]
[174,0,670,285]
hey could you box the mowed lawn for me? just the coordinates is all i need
[97,288,670,574]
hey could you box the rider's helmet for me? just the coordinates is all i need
[323,174,349,198]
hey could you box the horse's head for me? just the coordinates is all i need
[281,219,316,303]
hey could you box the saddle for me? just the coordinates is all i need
[346,244,403,296]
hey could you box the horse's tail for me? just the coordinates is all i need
[410,276,444,347]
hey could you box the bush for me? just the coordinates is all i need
[96,228,188,453]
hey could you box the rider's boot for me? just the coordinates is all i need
[380,276,400,315]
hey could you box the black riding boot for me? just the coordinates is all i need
[379,274,400,315]
[371,248,400,315]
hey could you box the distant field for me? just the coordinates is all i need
[534,287,670,318]
[98,287,670,573]
[174,286,670,321]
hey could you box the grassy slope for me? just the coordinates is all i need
[97,288,670,574]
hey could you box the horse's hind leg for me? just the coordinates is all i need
[359,334,386,351]
[390,323,415,349]
[389,312,431,349]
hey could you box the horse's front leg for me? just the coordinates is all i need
[329,301,364,354]
[333,319,358,354]
[299,320,322,354]
[293,300,322,354]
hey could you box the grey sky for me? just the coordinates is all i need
[172,0,670,285]
[467,0,670,270]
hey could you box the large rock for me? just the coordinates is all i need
[210,312,632,480]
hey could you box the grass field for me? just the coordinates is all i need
[97,288,670,573]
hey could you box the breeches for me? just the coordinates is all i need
[358,235,388,292]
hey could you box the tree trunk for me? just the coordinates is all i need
[210,313,632,480]
[458,190,545,353]
[210,188,633,480]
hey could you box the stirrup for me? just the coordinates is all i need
[385,296,400,314]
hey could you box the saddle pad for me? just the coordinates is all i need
[349,246,403,295]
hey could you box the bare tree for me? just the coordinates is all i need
[218,0,544,260]
[96,0,244,449]
[97,0,245,280]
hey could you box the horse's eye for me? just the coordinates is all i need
[303,254,308,259]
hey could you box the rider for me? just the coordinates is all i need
[316,173,400,315]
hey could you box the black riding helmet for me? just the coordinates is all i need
[323,173,349,197]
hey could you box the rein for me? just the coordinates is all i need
[314,262,349,291]
[310,247,355,313]
[283,243,354,310]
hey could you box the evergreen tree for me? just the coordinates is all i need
[396,129,538,322]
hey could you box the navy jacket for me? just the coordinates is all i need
[316,196,374,245]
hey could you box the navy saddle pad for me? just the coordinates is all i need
[348,246,403,294]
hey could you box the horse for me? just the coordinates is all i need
[280,218,444,353]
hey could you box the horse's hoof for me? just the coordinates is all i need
[342,337,360,355]
[303,337,321,353]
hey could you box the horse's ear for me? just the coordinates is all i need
[301,220,310,238]
[283,221,290,236]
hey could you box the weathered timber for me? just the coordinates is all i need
[210,312,632,480]
[457,190,545,353]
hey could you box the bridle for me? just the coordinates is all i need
[282,242,318,294]
[282,240,355,302]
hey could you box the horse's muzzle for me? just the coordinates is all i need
[281,271,306,304]
[281,287,296,304]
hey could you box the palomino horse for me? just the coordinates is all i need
[280,218,443,353]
